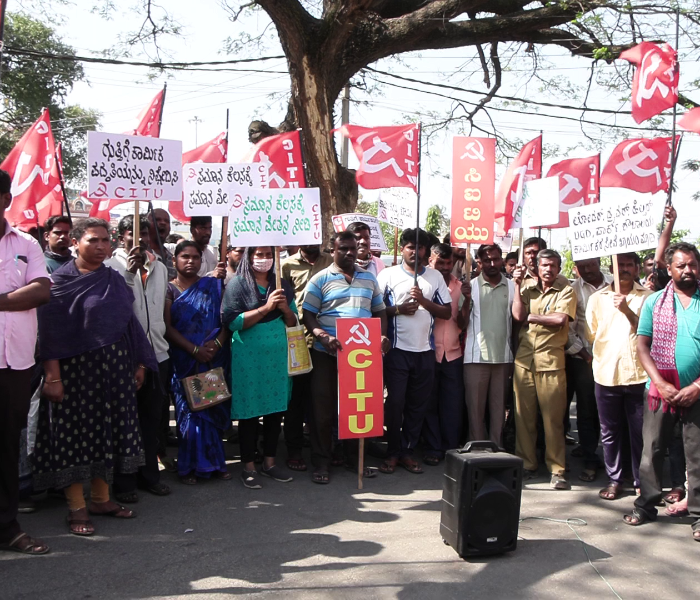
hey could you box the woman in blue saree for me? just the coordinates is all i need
[164,241,231,485]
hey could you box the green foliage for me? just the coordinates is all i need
[0,13,101,185]
[356,200,397,256]
[425,204,449,238]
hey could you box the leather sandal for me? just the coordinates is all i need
[623,509,655,526]
[598,482,622,501]
[67,508,95,536]
[2,532,50,555]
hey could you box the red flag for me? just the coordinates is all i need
[620,42,678,124]
[600,137,676,194]
[679,107,700,134]
[35,144,65,226]
[340,124,419,192]
[169,132,228,223]
[130,88,165,137]
[1,109,60,231]
[494,135,542,234]
[245,130,306,189]
[546,155,600,229]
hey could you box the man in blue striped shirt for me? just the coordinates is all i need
[302,231,389,484]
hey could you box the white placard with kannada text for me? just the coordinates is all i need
[494,233,513,252]
[377,188,416,230]
[183,162,267,216]
[569,195,664,261]
[331,213,388,252]
[227,188,322,246]
[521,176,560,229]
[88,131,182,201]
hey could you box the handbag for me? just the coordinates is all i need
[181,366,231,412]
[286,318,313,376]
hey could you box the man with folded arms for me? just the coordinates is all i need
[512,249,576,490]
[624,242,700,542]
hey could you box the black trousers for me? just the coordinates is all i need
[384,348,435,459]
[284,371,311,459]
[158,359,174,456]
[566,356,601,468]
[422,356,464,458]
[635,391,700,529]
[0,367,32,543]
[113,361,167,493]
[239,413,283,464]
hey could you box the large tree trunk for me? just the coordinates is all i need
[289,59,357,243]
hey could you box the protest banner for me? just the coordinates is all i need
[87,132,182,201]
[569,195,665,261]
[450,137,495,245]
[227,187,322,246]
[337,317,384,488]
[182,162,267,217]
[494,233,513,252]
[520,176,560,229]
[377,188,416,230]
[331,213,389,252]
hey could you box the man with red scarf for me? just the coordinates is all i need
[625,242,700,542]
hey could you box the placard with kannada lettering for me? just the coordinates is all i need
[450,137,495,245]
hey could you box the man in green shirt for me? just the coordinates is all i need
[625,243,700,541]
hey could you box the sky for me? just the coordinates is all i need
[24,1,700,248]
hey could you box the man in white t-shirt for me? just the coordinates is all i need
[377,228,452,474]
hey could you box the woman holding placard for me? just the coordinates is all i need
[222,247,297,489]
[165,241,231,485]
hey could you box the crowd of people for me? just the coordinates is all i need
[1,167,699,555]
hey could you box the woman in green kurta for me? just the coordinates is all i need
[222,246,297,489]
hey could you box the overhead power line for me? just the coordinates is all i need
[3,46,287,71]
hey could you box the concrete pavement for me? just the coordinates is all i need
[2,443,699,599]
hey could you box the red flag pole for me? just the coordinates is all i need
[413,123,422,285]
[54,143,72,221]
[158,83,167,135]
[666,7,680,209]
[147,83,168,256]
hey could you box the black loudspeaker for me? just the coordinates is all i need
[440,441,523,558]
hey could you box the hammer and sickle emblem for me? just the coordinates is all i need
[460,140,485,162]
[345,322,371,346]
[615,141,662,186]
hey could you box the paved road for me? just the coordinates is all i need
[2,441,699,600]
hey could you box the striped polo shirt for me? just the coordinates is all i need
[302,263,386,353]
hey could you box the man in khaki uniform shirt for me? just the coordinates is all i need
[281,245,332,470]
[512,249,577,489]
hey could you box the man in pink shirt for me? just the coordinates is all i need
[0,170,51,555]
[422,243,466,465]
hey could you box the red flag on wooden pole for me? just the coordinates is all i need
[0,109,60,231]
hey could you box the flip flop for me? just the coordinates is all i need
[664,487,685,504]
[398,458,423,474]
[578,468,597,483]
[180,474,197,485]
[213,470,232,480]
[623,509,655,527]
[115,491,139,504]
[286,458,308,472]
[423,456,441,466]
[66,509,95,536]
[1,532,50,555]
[88,502,136,519]
[311,471,330,484]
[379,460,397,474]
[344,463,378,478]
[598,483,622,501]
[144,482,171,496]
